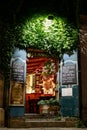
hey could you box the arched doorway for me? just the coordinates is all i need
[25,49,59,113]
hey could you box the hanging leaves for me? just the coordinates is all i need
[15,13,78,58]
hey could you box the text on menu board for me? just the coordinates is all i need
[11,60,24,82]
[62,64,77,85]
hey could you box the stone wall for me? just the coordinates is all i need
[0,74,4,127]
[79,15,87,124]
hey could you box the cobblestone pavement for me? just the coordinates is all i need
[0,128,87,130]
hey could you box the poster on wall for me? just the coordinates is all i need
[62,88,73,96]
[9,81,24,106]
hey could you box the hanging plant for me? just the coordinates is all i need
[15,12,79,58]
[42,60,56,77]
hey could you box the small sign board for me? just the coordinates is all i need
[62,88,73,96]
[11,59,24,82]
[62,64,77,85]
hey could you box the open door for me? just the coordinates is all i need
[25,49,58,113]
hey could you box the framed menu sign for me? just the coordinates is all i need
[9,81,24,106]
[10,58,25,82]
[62,64,77,85]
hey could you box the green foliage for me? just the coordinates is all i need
[75,119,86,128]
[37,98,60,106]
[37,99,49,105]
[15,13,78,58]
[42,60,56,77]
[0,12,79,73]
[48,98,60,106]
[0,21,15,73]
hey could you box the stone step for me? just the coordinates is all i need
[25,119,66,128]
[24,113,66,127]
[8,114,78,128]
[24,113,59,119]
[24,114,77,128]
[24,113,44,119]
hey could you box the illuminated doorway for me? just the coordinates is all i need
[25,49,58,113]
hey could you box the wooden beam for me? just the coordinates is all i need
[26,58,51,63]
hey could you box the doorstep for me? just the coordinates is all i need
[8,113,78,128]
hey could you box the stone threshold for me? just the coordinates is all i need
[8,113,79,128]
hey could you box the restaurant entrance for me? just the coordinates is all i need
[25,49,58,113]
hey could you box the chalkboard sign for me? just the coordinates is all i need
[62,64,77,85]
[11,59,24,82]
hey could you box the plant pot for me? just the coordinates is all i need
[39,105,49,114]
[48,105,60,115]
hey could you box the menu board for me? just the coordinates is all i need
[11,59,24,82]
[62,64,77,85]
[9,81,24,106]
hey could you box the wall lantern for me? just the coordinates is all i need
[43,15,54,32]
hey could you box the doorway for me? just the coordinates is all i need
[25,49,58,113]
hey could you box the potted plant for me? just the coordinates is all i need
[48,98,60,105]
[37,98,61,115]
[37,99,49,114]
[48,98,61,115]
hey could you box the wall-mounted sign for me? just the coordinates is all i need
[27,49,51,58]
[11,58,25,82]
[62,64,77,85]
[62,88,73,96]
[9,81,24,106]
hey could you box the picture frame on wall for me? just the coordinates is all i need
[9,81,24,106]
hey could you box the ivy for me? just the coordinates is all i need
[0,22,15,73]
[0,12,79,72]
[15,13,79,57]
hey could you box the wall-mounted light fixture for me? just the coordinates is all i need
[43,15,54,32]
